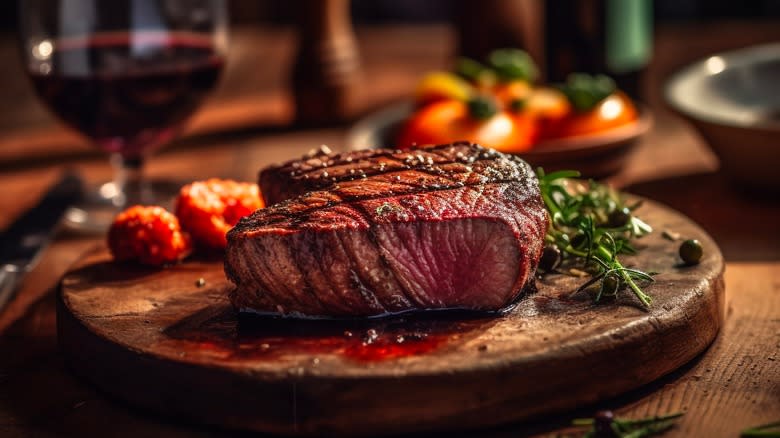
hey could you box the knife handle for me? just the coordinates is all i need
[0,264,21,313]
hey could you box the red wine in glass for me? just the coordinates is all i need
[29,32,224,158]
[20,0,228,233]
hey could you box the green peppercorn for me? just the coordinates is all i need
[538,245,562,272]
[601,275,620,296]
[679,239,703,265]
[607,207,632,228]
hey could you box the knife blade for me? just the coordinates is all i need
[0,171,84,311]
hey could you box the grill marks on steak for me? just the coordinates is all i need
[259,142,520,206]
[227,143,548,317]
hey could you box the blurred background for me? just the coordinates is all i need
[1,0,779,164]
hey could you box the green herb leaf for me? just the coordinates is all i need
[741,420,780,437]
[487,48,538,82]
[573,411,684,438]
[558,73,617,112]
[376,202,395,216]
[467,95,499,120]
[509,98,527,113]
[536,168,654,308]
[455,57,488,82]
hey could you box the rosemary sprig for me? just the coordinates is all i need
[536,169,655,308]
[573,411,684,437]
[741,421,780,437]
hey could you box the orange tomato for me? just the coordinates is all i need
[397,99,537,153]
[525,87,570,120]
[503,112,538,153]
[175,179,264,249]
[539,91,637,140]
[493,80,532,108]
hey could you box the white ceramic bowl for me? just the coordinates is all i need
[665,43,780,191]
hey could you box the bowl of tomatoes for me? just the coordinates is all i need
[348,49,652,178]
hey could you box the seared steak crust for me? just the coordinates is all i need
[259,142,526,206]
[227,143,548,317]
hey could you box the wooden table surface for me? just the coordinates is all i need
[1,23,779,437]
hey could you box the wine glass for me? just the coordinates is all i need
[19,0,228,231]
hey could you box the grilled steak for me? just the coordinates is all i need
[226,142,548,318]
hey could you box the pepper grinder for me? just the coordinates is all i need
[291,0,361,126]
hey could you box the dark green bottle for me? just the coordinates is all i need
[544,0,653,100]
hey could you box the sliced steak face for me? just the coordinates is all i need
[228,143,548,318]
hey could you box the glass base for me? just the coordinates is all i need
[63,179,184,234]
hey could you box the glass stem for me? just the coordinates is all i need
[111,153,150,207]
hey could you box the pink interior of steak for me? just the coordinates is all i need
[372,219,521,310]
[227,217,522,317]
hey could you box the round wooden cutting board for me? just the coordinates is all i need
[57,199,724,436]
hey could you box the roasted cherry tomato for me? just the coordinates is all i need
[493,80,532,108]
[524,87,570,120]
[108,205,192,266]
[397,98,537,153]
[539,91,637,140]
[175,178,264,249]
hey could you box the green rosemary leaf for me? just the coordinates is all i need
[741,421,780,437]
[536,168,655,308]
[573,411,684,438]
[539,169,581,182]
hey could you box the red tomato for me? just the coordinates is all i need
[397,100,537,153]
[540,91,637,140]
[492,80,532,108]
[175,179,264,249]
[525,87,570,120]
[108,205,192,266]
